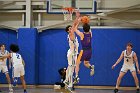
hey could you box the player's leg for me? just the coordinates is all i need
[67,66,75,92]
[12,67,19,87]
[5,73,13,92]
[64,50,72,86]
[84,61,94,76]
[2,66,13,92]
[20,66,27,93]
[20,76,27,93]
[68,66,74,87]
[131,71,139,92]
[114,72,126,93]
[83,50,94,76]
[64,66,70,86]
[75,50,83,78]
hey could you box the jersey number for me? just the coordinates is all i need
[16,54,20,59]
[126,59,129,62]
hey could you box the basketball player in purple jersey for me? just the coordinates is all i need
[73,22,94,83]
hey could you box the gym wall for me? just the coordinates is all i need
[0,28,140,86]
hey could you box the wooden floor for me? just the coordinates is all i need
[0,87,139,93]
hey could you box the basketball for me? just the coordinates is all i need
[81,16,90,24]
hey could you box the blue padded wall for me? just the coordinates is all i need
[18,28,38,84]
[0,29,17,83]
[39,29,69,84]
[38,28,140,86]
[1,28,140,86]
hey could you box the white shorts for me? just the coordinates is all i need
[0,65,8,74]
[120,65,136,73]
[13,65,25,78]
[67,49,77,66]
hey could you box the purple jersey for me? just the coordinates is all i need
[81,32,92,50]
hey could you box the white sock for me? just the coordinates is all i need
[115,85,118,89]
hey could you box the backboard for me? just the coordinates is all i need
[47,0,97,14]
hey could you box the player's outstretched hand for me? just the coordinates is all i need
[112,64,116,69]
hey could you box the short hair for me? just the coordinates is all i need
[127,43,133,48]
[83,23,90,32]
[65,25,72,33]
[0,44,5,47]
[10,44,19,52]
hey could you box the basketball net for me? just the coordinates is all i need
[62,7,75,21]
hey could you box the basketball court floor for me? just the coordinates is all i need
[0,88,138,93]
[0,86,139,93]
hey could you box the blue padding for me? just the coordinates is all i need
[38,29,69,84]
[18,28,38,84]
[79,28,139,86]
[0,29,17,83]
[38,28,140,86]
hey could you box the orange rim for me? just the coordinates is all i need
[62,7,75,13]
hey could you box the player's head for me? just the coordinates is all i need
[126,42,133,50]
[83,23,90,32]
[0,44,5,50]
[10,44,19,53]
[65,25,72,33]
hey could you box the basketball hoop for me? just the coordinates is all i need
[62,7,75,21]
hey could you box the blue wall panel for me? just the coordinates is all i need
[1,28,140,86]
[39,28,140,86]
[39,29,69,84]
[0,29,17,83]
[18,28,38,84]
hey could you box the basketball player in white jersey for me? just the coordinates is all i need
[3,44,27,93]
[63,11,80,91]
[112,43,140,93]
[0,44,13,93]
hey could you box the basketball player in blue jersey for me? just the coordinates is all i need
[112,43,140,93]
[0,44,13,93]
[73,22,94,84]
[63,11,80,91]
[3,44,27,93]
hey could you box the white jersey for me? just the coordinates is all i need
[123,50,134,66]
[67,35,79,55]
[0,50,9,65]
[11,53,23,67]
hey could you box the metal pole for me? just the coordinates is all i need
[26,0,32,27]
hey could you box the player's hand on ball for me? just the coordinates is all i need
[78,17,82,22]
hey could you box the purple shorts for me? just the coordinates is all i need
[80,49,92,61]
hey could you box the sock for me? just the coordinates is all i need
[115,85,118,89]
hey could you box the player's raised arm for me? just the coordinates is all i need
[71,10,80,33]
